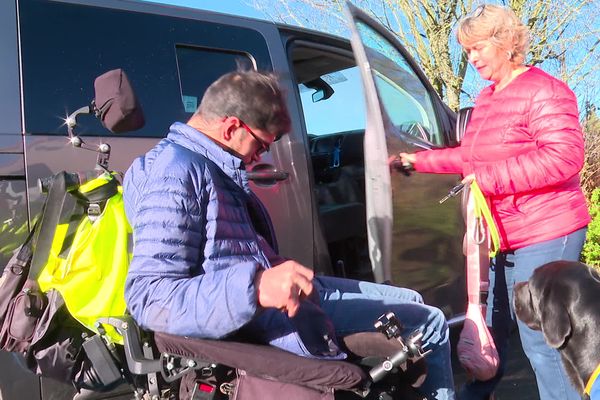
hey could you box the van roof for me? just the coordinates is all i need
[94,0,351,45]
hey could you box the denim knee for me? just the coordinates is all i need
[402,287,424,304]
[420,305,449,347]
[431,306,448,330]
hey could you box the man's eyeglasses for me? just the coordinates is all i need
[239,119,282,155]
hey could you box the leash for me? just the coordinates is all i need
[470,181,500,258]
[456,179,500,381]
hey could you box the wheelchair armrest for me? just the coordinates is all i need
[96,316,162,375]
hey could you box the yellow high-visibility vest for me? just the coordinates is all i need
[38,173,130,344]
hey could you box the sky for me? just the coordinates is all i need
[141,0,266,20]
[144,0,598,110]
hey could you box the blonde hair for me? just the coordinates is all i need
[457,4,530,65]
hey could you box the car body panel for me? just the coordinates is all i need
[0,1,466,398]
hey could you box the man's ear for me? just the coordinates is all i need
[221,116,238,141]
[539,288,572,349]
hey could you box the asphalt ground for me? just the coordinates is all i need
[450,327,540,400]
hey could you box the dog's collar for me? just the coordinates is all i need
[585,362,600,396]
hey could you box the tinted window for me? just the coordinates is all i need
[176,46,254,114]
[19,0,271,137]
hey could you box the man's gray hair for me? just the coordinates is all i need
[197,69,291,136]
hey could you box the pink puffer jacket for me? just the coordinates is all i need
[415,67,590,251]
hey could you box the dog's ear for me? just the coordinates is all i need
[539,289,572,349]
[514,282,541,330]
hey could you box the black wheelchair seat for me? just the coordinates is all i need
[72,313,428,400]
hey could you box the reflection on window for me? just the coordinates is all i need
[176,46,254,114]
[20,0,272,137]
[356,21,442,146]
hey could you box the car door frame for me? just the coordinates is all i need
[344,2,466,321]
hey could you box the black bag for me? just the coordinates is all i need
[0,269,47,353]
[0,172,91,382]
[0,227,37,337]
[28,289,91,382]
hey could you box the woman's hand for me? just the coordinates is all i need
[399,153,417,164]
[388,152,417,176]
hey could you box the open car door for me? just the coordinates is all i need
[345,3,466,321]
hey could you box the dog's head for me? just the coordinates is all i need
[513,260,600,392]
[514,260,600,348]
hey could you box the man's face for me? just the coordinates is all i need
[227,117,281,165]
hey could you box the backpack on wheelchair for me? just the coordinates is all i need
[0,69,431,400]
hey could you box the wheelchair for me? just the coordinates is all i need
[72,312,430,400]
[35,69,430,400]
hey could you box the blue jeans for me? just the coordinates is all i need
[315,276,455,400]
[460,227,587,400]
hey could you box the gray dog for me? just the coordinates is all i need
[514,260,600,399]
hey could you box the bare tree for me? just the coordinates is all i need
[582,102,600,199]
[512,0,600,103]
[251,0,599,111]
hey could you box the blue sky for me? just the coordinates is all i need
[144,0,597,110]
[142,0,266,19]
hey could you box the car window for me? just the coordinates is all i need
[355,21,443,147]
[298,66,365,136]
[19,0,271,137]
[176,45,254,114]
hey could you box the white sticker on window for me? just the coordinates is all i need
[182,95,198,113]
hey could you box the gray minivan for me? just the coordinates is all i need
[0,0,465,398]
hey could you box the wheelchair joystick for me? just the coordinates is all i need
[369,312,431,383]
[374,312,403,339]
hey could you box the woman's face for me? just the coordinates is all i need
[463,40,511,84]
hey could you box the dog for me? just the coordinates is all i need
[514,260,600,399]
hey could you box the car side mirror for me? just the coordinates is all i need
[455,107,473,144]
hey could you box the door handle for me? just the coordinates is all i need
[247,164,289,185]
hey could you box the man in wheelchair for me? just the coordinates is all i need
[121,68,455,400]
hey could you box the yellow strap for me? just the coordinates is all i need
[470,181,500,258]
[79,171,116,193]
[585,362,600,395]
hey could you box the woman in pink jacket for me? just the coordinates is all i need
[400,4,590,400]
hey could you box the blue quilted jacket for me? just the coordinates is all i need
[123,123,343,359]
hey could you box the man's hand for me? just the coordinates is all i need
[254,260,314,317]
